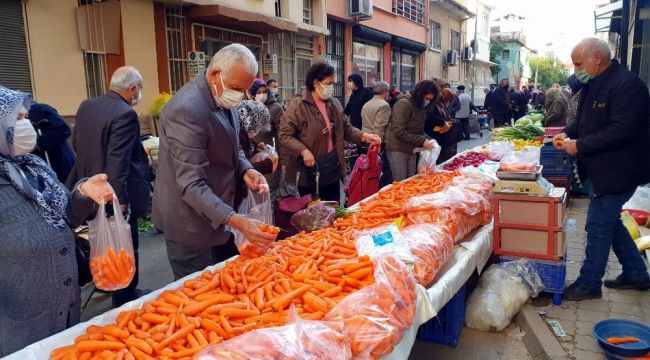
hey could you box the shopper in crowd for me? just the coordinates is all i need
[67,66,151,306]
[555,37,650,301]
[483,87,493,113]
[28,101,75,182]
[510,88,528,120]
[235,100,278,207]
[388,86,401,108]
[534,86,546,109]
[543,87,568,127]
[491,78,511,127]
[454,85,475,140]
[447,87,461,118]
[565,74,583,126]
[361,80,393,187]
[279,62,380,202]
[0,86,114,356]
[344,74,373,129]
[248,78,284,193]
[385,80,439,181]
[152,44,274,280]
[267,78,282,104]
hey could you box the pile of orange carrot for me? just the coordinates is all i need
[90,248,136,291]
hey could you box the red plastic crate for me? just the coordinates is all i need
[544,127,565,137]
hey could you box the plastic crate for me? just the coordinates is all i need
[416,285,466,347]
[540,145,572,174]
[499,255,567,305]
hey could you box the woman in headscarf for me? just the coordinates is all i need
[566,74,583,126]
[235,100,278,207]
[543,87,569,127]
[0,86,114,356]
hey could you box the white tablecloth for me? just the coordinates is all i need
[5,223,492,360]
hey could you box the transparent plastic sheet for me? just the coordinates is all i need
[415,139,442,175]
[623,185,650,213]
[465,260,543,332]
[87,195,135,291]
[324,256,417,360]
[353,224,416,265]
[499,146,540,173]
[400,224,454,287]
[486,140,514,161]
[290,201,338,231]
[452,175,495,224]
[195,307,351,360]
[232,190,275,258]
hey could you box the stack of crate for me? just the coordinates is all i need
[540,144,573,204]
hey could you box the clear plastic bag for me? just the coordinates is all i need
[87,195,135,291]
[623,185,650,213]
[353,224,416,265]
[290,201,337,231]
[486,140,514,161]
[195,308,351,360]
[400,223,454,286]
[416,139,442,175]
[499,146,540,173]
[233,190,275,258]
[324,255,417,359]
[250,144,278,164]
[465,260,543,332]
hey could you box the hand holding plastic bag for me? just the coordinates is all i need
[416,139,442,175]
[465,260,543,332]
[87,195,135,291]
[232,190,277,258]
[499,146,540,173]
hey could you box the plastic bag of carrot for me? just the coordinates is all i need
[401,223,454,287]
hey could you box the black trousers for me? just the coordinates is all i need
[492,113,509,127]
[458,117,470,140]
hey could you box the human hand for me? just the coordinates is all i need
[361,133,382,145]
[79,174,114,205]
[553,133,567,150]
[562,139,578,156]
[243,169,269,194]
[301,149,315,167]
[270,152,279,172]
[257,142,266,152]
[228,215,276,248]
[423,140,434,150]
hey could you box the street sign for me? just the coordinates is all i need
[188,51,206,78]
[263,53,278,74]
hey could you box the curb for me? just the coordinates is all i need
[515,304,567,360]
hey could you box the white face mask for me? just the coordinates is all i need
[317,82,334,100]
[255,93,268,103]
[13,119,37,156]
[213,74,245,109]
[270,88,279,96]
[130,88,142,106]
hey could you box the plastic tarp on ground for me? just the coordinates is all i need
[5,223,492,360]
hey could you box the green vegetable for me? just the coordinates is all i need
[516,118,532,126]
[492,124,545,141]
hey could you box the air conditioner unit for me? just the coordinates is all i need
[445,50,459,66]
[462,46,474,61]
[349,0,373,19]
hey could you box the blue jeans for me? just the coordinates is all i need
[575,189,650,289]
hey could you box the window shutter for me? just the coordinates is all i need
[0,0,32,93]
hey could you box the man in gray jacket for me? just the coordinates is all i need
[152,44,275,279]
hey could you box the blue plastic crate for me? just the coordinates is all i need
[499,255,567,305]
[416,285,466,347]
[540,145,572,173]
[542,169,572,178]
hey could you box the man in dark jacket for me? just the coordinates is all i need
[344,74,373,129]
[555,38,650,301]
[29,102,75,182]
[67,66,151,306]
[510,89,528,120]
[490,78,511,127]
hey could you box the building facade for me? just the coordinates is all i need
[491,14,532,90]
[0,0,328,118]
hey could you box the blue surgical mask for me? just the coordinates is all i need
[422,99,430,108]
[574,70,592,84]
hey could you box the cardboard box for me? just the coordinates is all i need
[498,196,566,227]
[498,228,565,258]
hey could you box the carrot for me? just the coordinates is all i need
[607,336,639,345]
[183,294,235,316]
[348,266,373,280]
[76,340,127,352]
[140,313,169,325]
[303,292,328,313]
[101,325,129,339]
[220,308,260,319]
[155,324,196,351]
[124,337,153,355]
[270,285,310,311]
[201,318,227,338]
[129,346,152,360]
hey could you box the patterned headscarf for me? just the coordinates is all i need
[238,100,271,139]
[0,86,69,229]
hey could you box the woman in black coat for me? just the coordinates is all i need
[29,102,76,182]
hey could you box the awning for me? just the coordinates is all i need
[352,24,391,44]
[391,36,427,53]
[186,5,298,34]
[594,0,622,33]
[430,0,474,20]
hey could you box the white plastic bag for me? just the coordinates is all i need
[87,195,135,291]
[465,260,543,332]
[487,141,514,161]
[232,190,276,258]
[623,185,650,213]
[353,224,416,265]
[499,146,540,173]
[415,139,442,175]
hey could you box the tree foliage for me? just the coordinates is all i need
[489,38,505,80]
[529,56,567,88]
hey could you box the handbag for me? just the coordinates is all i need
[306,151,341,186]
[75,230,93,287]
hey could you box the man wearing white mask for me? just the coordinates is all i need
[152,44,275,280]
[68,65,151,306]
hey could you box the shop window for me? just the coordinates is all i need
[165,6,188,92]
[275,0,281,17]
[391,51,417,92]
[429,20,441,50]
[83,52,106,99]
[502,49,510,60]
[303,0,313,25]
[481,12,490,37]
[0,0,32,93]
[327,19,345,104]
[451,30,461,53]
[269,32,296,101]
[296,35,314,90]
[353,42,381,87]
[392,0,425,24]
